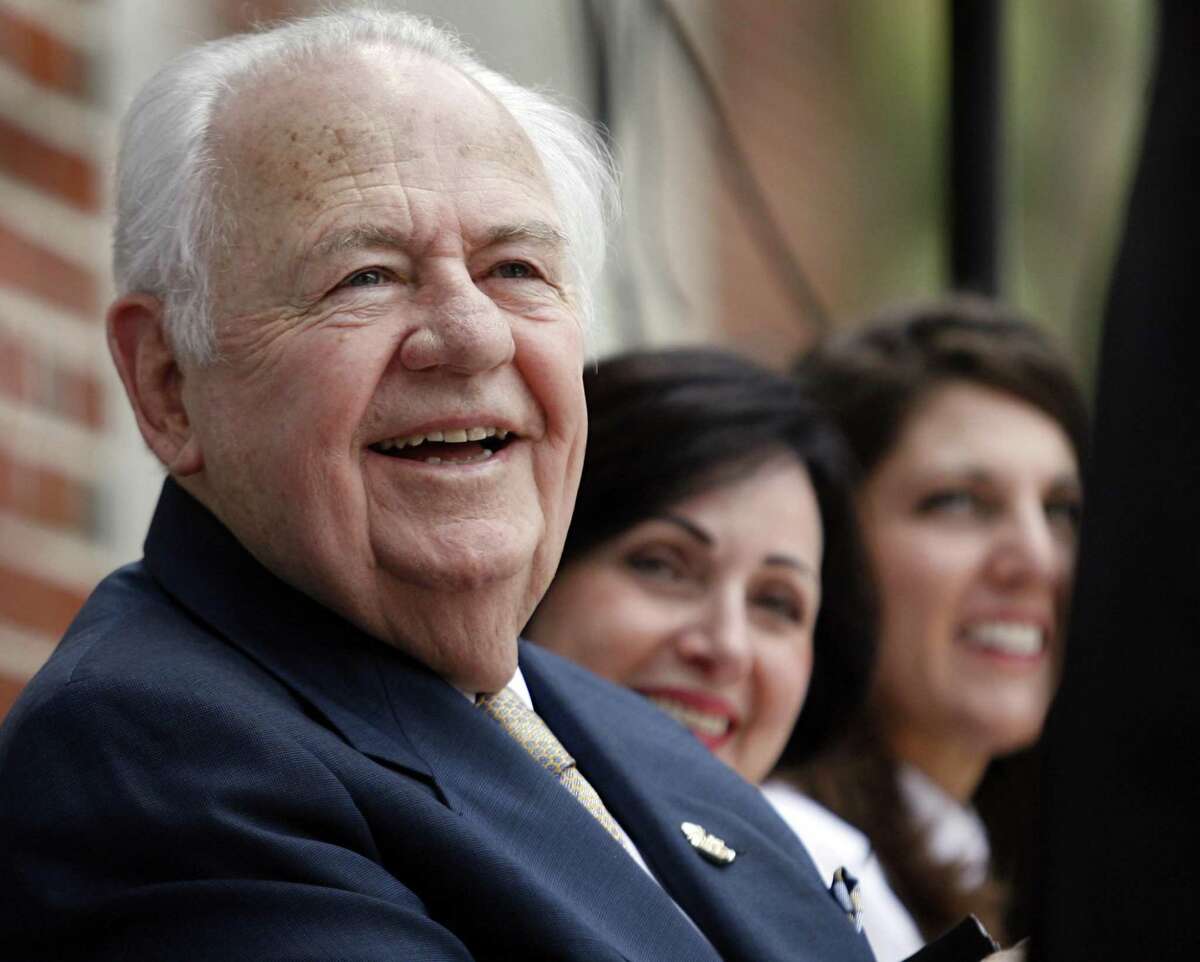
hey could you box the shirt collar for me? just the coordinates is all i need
[462,665,533,710]
[898,763,990,885]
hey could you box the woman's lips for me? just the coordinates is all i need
[636,687,740,751]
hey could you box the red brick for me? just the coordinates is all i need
[0,671,29,723]
[0,330,29,402]
[0,450,92,529]
[0,563,88,638]
[61,367,105,429]
[0,222,98,318]
[0,116,98,212]
[82,374,104,427]
[0,9,90,98]
[715,0,862,350]
[0,330,106,429]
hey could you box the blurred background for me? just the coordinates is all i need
[0,0,1153,719]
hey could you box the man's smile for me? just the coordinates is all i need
[369,425,517,464]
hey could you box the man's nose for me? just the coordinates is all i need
[398,268,515,374]
[675,593,754,684]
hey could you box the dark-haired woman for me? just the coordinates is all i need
[525,347,918,957]
[771,298,1088,953]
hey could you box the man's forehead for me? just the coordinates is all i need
[217,52,536,170]
[206,51,564,296]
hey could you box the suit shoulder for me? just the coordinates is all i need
[13,562,281,714]
[521,641,688,721]
[518,640,713,758]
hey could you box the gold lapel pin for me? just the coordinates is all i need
[680,821,736,866]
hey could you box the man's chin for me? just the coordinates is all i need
[373,529,539,593]
[413,631,521,696]
[362,532,552,690]
[370,577,529,693]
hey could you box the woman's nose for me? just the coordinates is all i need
[988,502,1067,587]
[674,594,754,684]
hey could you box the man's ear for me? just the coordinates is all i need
[106,294,204,476]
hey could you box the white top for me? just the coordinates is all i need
[897,764,990,888]
[763,779,925,962]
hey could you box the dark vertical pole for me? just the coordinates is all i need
[1033,4,1200,958]
[948,0,1003,295]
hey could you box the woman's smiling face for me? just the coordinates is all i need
[528,456,824,784]
[860,381,1082,786]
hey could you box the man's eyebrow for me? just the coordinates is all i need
[311,221,567,259]
[483,221,568,248]
[312,224,410,259]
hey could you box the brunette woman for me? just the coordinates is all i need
[770,298,1088,954]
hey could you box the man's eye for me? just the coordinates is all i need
[340,268,389,289]
[492,261,536,279]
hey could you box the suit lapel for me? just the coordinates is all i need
[144,479,438,788]
[522,642,876,962]
[378,659,723,961]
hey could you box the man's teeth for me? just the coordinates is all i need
[962,622,1044,656]
[422,450,492,466]
[375,426,509,452]
[647,696,731,738]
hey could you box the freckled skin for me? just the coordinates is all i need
[175,51,587,692]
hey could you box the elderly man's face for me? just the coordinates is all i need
[175,54,587,691]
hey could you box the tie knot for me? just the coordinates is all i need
[477,686,575,776]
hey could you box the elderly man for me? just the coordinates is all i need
[0,10,873,961]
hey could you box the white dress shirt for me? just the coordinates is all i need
[763,779,925,962]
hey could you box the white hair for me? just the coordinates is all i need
[112,6,618,364]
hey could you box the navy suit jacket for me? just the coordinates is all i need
[0,480,873,961]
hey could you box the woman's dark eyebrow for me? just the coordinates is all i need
[654,514,713,546]
[764,554,816,577]
[654,515,817,579]
[1050,473,1083,493]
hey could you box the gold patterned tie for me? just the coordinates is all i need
[477,687,633,854]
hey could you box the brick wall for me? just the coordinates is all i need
[712,0,867,364]
[0,1,114,720]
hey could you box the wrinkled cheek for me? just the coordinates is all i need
[537,432,586,541]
